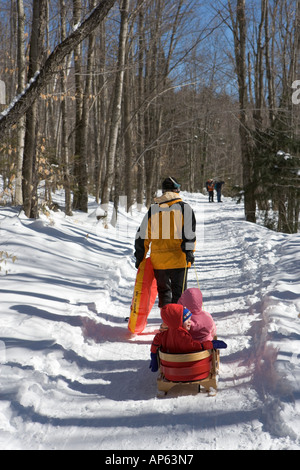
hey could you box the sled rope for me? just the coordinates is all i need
[193,262,201,290]
[193,262,205,309]
[183,260,201,293]
[182,264,188,293]
[182,260,202,308]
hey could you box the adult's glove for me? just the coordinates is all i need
[202,340,227,350]
[149,353,158,372]
[185,251,195,265]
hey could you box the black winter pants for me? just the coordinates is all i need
[154,268,187,308]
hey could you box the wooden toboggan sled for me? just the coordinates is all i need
[156,347,220,396]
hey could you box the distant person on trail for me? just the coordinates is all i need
[205,179,214,202]
[214,180,225,203]
[177,287,216,342]
[149,304,227,372]
[134,176,196,310]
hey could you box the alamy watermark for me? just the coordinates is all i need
[292,80,300,105]
[96,196,205,251]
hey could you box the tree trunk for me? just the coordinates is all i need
[136,0,145,209]
[15,0,26,206]
[60,0,72,215]
[73,0,96,212]
[95,22,108,204]
[264,0,276,126]
[123,64,133,212]
[22,0,47,218]
[101,0,129,216]
[229,0,256,222]
[144,1,161,208]
[72,0,83,211]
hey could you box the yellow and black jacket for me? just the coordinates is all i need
[134,192,196,270]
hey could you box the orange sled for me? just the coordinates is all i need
[157,348,220,395]
[128,258,157,334]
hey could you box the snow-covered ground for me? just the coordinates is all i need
[0,190,299,450]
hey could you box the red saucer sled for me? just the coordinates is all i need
[128,258,157,334]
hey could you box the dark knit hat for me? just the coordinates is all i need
[162,176,181,192]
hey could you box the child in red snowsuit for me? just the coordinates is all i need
[149,304,226,372]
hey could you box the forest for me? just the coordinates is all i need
[0,0,299,233]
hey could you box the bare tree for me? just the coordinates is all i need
[15,0,26,206]
[72,0,85,211]
[228,0,256,222]
[101,0,129,216]
[22,0,47,218]
[95,21,108,204]
[0,0,117,138]
[135,0,146,209]
[60,0,72,215]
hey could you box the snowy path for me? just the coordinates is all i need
[0,193,299,450]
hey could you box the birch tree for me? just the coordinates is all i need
[15,0,26,206]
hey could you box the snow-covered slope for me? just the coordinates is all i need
[0,191,299,450]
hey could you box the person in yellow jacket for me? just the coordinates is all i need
[134,176,196,308]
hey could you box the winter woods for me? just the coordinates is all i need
[0,0,299,232]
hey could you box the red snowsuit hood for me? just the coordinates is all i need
[151,303,207,354]
[161,303,184,329]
